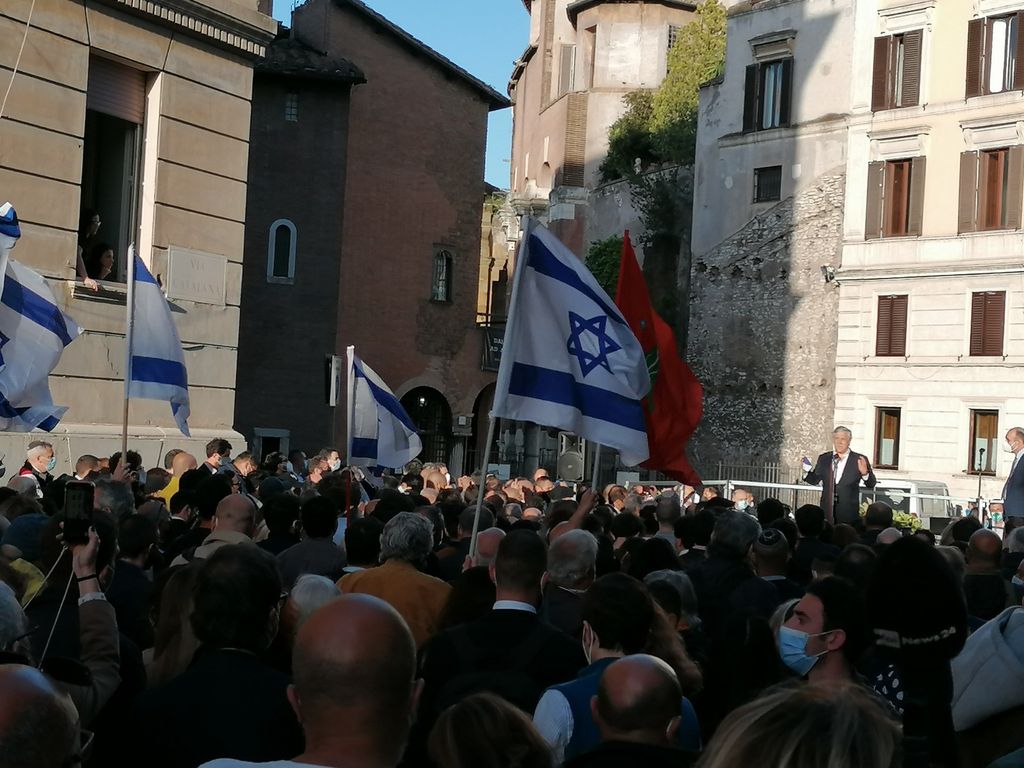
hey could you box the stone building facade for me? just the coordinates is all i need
[690,0,854,470]
[233,0,509,471]
[0,0,276,471]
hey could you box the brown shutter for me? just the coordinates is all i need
[1007,145,1024,229]
[966,18,986,98]
[970,292,987,355]
[985,291,1006,355]
[1016,12,1024,90]
[865,161,885,240]
[558,44,575,96]
[959,151,980,233]
[87,56,147,124]
[779,58,794,126]
[902,30,922,106]
[907,156,926,235]
[891,295,908,356]
[872,36,891,111]
[743,64,758,132]
[876,296,893,356]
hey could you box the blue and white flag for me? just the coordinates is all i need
[0,203,81,432]
[492,221,651,466]
[128,251,191,436]
[347,346,421,469]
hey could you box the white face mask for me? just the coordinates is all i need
[735,499,749,511]
[329,459,342,472]
[284,461,294,474]
[1005,441,1018,454]
[445,472,451,485]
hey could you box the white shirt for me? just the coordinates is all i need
[493,599,537,614]
[834,450,870,486]
[533,688,574,764]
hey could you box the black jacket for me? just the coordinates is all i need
[566,741,696,768]
[128,647,303,768]
[105,560,154,651]
[805,450,877,524]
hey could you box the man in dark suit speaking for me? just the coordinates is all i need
[1002,427,1024,521]
[803,426,877,525]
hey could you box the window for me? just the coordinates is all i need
[966,13,1024,97]
[871,31,922,111]
[284,92,299,122]
[667,25,681,74]
[558,44,577,96]
[253,428,290,460]
[874,407,902,469]
[969,291,1006,356]
[875,294,908,356]
[432,249,453,302]
[969,409,999,474]
[266,219,296,283]
[864,157,926,239]
[80,56,147,283]
[958,147,1024,232]
[753,166,782,202]
[743,58,793,132]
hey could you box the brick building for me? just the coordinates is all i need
[235,0,510,471]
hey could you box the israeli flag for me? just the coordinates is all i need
[347,346,421,469]
[128,251,191,436]
[0,203,81,432]
[492,221,651,466]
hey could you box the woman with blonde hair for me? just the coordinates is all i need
[697,681,901,768]
[429,692,553,768]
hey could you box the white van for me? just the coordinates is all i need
[860,479,955,529]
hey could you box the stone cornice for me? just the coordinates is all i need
[92,0,278,58]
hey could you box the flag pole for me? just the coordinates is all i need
[469,216,534,561]
[120,245,137,460]
[346,346,356,464]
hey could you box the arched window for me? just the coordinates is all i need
[431,248,453,302]
[401,387,452,464]
[267,219,296,283]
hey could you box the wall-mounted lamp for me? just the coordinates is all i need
[820,265,836,283]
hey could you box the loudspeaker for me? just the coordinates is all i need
[557,432,586,482]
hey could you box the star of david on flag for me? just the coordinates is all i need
[491,220,651,466]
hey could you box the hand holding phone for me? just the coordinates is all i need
[63,481,95,545]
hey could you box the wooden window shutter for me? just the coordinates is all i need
[970,292,989,355]
[985,291,1006,355]
[959,151,980,233]
[902,30,923,106]
[966,18,986,98]
[865,161,886,240]
[87,56,147,124]
[778,58,794,126]
[908,156,926,235]
[1007,145,1024,229]
[743,64,758,132]
[1016,12,1024,90]
[891,295,908,356]
[872,36,891,111]
[558,44,575,96]
[876,296,894,355]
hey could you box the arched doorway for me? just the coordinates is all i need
[400,387,452,465]
[466,384,496,473]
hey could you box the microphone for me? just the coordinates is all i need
[868,537,967,767]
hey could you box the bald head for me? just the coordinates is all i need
[967,528,1003,570]
[876,527,903,546]
[593,654,681,746]
[214,493,256,535]
[475,527,506,567]
[172,451,198,477]
[425,471,447,490]
[291,595,418,757]
[0,665,77,768]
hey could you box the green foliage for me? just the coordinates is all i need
[600,0,726,182]
[651,0,727,162]
[586,236,623,296]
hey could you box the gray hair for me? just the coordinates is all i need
[645,569,698,619]
[26,441,52,460]
[710,511,762,559]
[7,476,40,498]
[1008,527,1024,555]
[95,477,135,520]
[504,503,523,520]
[623,493,643,515]
[288,574,340,628]
[547,529,598,587]
[0,581,29,656]
[833,426,852,437]
[380,512,433,563]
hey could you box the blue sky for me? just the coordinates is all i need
[274,0,529,189]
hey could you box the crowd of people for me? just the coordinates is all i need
[2,434,1024,767]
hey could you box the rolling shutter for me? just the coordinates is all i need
[87,56,146,124]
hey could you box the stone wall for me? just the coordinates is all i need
[686,169,844,471]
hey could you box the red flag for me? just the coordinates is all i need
[614,232,703,485]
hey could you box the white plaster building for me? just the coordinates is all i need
[836,0,1024,500]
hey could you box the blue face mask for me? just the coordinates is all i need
[778,625,831,677]
[46,456,56,473]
